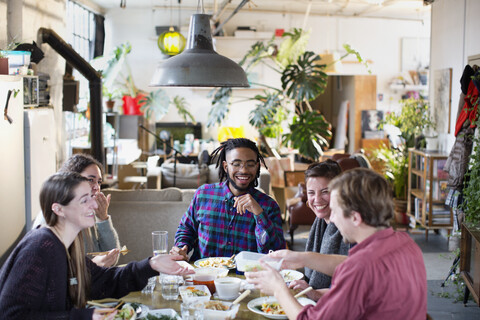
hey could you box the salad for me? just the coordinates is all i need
[258,302,285,315]
[114,304,136,319]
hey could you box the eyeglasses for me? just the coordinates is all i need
[228,160,258,170]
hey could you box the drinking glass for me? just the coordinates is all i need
[142,231,168,294]
[152,230,168,256]
[161,275,183,300]
[181,302,204,320]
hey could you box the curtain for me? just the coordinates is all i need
[93,14,105,58]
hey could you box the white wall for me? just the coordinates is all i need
[430,0,480,153]
[103,7,430,140]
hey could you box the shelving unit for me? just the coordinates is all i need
[407,149,453,240]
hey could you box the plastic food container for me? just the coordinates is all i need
[202,300,240,320]
[235,251,282,272]
[179,285,212,303]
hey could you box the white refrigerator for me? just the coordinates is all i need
[0,75,25,264]
[24,107,56,230]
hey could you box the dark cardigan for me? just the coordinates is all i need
[0,228,157,319]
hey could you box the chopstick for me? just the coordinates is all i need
[101,300,124,320]
[294,287,313,298]
[88,247,130,256]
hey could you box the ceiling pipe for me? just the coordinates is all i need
[38,28,105,167]
[7,0,23,44]
[212,0,250,36]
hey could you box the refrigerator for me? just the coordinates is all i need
[24,107,56,230]
[0,75,25,264]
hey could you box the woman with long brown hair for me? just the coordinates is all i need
[0,172,192,319]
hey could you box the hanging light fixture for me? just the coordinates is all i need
[158,0,186,56]
[150,0,249,87]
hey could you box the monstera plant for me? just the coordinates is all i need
[207,28,368,161]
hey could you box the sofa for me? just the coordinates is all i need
[103,187,195,264]
[147,162,272,196]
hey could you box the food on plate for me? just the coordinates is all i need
[182,286,209,296]
[197,257,235,268]
[256,302,285,315]
[114,304,136,319]
[204,301,229,311]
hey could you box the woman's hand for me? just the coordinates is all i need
[91,249,120,267]
[92,308,117,320]
[150,253,195,275]
[169,245,189,261]
[245,261,287,296]
[94,192,111,221]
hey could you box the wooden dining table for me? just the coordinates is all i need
[119,271,270,320]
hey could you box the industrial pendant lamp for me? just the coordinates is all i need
[158,0,186,56]
[150,0,249,87]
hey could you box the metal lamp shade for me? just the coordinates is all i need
[150,14,249,87]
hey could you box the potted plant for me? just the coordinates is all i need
[139,90,196,123]
[376,97,435,223]
[102,85,122,111]
[206,29,369,161]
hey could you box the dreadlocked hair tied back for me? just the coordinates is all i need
[209,138,267,187]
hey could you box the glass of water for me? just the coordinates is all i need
[161,275,183,300]
[181,302,204,320]
[152,231,168,256]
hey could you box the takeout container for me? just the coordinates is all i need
[235,251,282,272]
[214,277,241,300]
[179,285,212,303]
[202,300,240,320]
[196,267,229,278]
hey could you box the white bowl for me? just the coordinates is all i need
[196,266,229,278]
[214,277,241,300]
[179,285,212,303]
[202,300,240,320]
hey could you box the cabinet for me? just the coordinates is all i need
[407,149,453,240]
[460,223,480,306]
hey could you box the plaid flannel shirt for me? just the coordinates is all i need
[174,181,286,260]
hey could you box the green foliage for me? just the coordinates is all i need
[375,144,408,199]
[207,28,368,161]
[377,98,435,199]
[281,51,328,105]
[172,96,196,124]
[383,98,435,148]
[461,91,480,225]
[283,110,332,161]
[139,89,170,121]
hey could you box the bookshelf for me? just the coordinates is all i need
[407,149,453,240]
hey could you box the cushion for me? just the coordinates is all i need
[104,187,184,202]
[161,163,208,189]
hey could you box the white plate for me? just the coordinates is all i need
[145,308,181,319]
[194,257,236,269]
[280,269,304,282]
[247,296,315,319]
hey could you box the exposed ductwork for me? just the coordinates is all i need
[38,28,105,167]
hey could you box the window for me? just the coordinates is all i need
[66,0,96,112]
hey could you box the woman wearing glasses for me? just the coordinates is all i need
[171,138,286,261]
[34,154,120,267]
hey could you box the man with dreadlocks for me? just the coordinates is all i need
[170,138,286,261]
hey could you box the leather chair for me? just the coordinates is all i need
[287,182,316,244]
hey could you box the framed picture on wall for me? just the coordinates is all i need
[433,68,452,134]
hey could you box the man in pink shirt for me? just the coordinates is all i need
[246,168,427,320]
